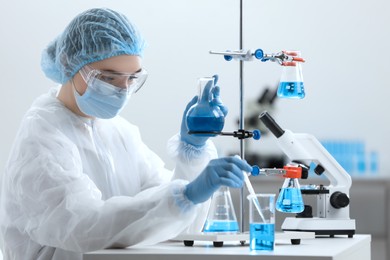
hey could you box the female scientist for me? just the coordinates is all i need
[0,7,251,260]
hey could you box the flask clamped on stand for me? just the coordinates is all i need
[277,51,305,99]
[203,186,239,233]
[186,77,225,136]
[276,166,304,213]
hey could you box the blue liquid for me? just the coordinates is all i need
[203,220,239,233]
[276,188,304,213]
[187,116,224,136]
[277,81,305,99]
[250,223,275,251]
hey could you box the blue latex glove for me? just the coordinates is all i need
[209,75,228,116]
[180,75,228,147]
[185,156,252,204]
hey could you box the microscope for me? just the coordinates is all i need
[259,111,356,238]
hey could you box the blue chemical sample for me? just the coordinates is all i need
[203,220,239,233]
[187,116,224,136]
[186,77,225,135]
[277,81,305,99]
[250,223,275,251]
[276,188,304,213]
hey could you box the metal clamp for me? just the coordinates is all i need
[188,129,261,140]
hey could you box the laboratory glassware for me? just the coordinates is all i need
[248,194,275,251]
[203,186,239,233]
[277,51,305,99]
[276,166,304,213]
[243,169,266,223]
[186,77,225,136]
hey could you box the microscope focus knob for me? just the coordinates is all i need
[330,192,350,209]
[314,164,325,175]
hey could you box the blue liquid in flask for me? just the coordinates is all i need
[203,220,239,233]
[250,223,275,251]
[187,116,224,136]
[276,188,304,213]
[277,81,305,99]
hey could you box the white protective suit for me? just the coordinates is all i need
[0,87,217,260]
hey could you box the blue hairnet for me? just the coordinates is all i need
[41,8,146,84]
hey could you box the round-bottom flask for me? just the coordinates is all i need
[186,77,225,136]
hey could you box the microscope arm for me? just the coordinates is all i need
[278,130,352,190]
[259,112,352,191]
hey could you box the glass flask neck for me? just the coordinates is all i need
[198,77,215,103]
[280,63,304,82]
[282,178,301,189]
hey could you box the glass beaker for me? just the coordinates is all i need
[276,166,304,213]
[203,186,239,233]
[277,51,305,99]
[248,194,275,251]
[186,77,225,136]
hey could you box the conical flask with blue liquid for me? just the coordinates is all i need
[277,51,305,99]
[186,77,225,136]
[203,186,239,233]
[276,166,304,213]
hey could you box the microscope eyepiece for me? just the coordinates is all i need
[259,111,285,138]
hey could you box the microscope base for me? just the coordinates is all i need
[282,217,356,238]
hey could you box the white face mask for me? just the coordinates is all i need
[73,78,131,119]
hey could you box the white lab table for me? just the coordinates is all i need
[83,234,371,260]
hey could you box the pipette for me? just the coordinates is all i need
[244,170,266,223]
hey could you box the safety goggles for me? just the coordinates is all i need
[79,65,148,94]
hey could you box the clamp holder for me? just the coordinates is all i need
[188,129,261,140]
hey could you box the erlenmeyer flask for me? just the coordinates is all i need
[277,51,305,99]
[186,77,225,136]
[276,178,304,213]
[203,186,239,233]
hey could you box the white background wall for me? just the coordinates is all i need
[1,0,389,173]
[0,0,389,257]
[0,0,390,174]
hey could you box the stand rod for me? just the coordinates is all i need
[239,0,245,234]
